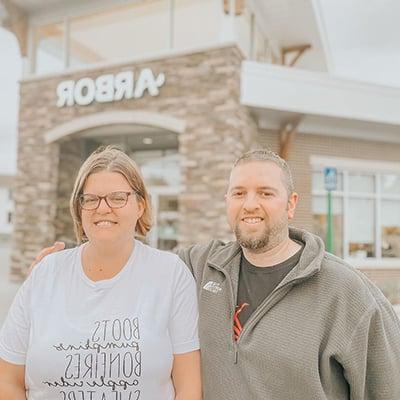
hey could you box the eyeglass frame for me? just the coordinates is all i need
[78,191,137,210]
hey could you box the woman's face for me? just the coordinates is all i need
[80,171,144,245]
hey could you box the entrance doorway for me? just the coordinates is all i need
[81,125,181,251]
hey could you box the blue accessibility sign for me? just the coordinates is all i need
[324,167,337,191]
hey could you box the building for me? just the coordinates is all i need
[0,174,13,243]
[0,0,399,303]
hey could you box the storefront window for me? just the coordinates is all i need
[381,173,400,195]
[312,167,400,262]
[381,200,400,258]
[34,22,65,74]
[348,198,375,258]
[69,1,169,68]
[348,172,374,193]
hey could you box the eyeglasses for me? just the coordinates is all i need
[79,191,136,210]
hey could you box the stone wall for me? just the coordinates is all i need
[11,45,258,280]
[55,140,83,245]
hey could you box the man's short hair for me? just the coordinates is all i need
[233,149,294,195]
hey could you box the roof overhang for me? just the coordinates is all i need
[241,61,400,143]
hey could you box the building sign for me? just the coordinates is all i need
[56,68,166,108]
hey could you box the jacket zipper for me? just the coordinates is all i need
[235,275,318,359]
[214,266,240,364]
[209,260,318,364]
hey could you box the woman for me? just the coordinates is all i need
[0,146,201,400]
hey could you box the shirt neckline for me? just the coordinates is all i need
[76,239,141,290]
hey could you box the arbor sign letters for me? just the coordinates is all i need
[56,68,166,108]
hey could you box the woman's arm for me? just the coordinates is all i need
[0,358,26,399]
[172,350,202,400]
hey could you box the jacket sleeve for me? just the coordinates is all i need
[175,245,198,278]
[175,240,224,284]
[340,301,400,400]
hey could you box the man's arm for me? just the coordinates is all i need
[340,301,400,399]
[0,359,26,399]
[27,241,65,275]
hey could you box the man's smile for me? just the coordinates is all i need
[241,217,264,225]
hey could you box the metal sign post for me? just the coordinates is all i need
[324,167,337,253]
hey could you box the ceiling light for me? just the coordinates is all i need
[143,137,153,145]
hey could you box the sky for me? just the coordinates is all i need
[0,28,20,175]
[318,0,400,88]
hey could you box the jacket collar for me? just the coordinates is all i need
[208,227,326,282]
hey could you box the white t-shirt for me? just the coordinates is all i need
[0,240,199,400]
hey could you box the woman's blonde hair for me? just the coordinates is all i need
[70,145,153,243]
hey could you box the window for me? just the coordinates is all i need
[69,1,170,68]
[312,159,400,263]
[30,0,227,74]
[34,22,65,74]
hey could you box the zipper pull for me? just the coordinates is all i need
[234,344,238,364]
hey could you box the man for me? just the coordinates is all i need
[27,150,400,399]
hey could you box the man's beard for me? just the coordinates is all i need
[234,217,288,254]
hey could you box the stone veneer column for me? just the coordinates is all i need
[178,47,258,246]
[10,139,60,281]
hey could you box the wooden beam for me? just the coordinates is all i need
[281,44,312,67]
[223,0,245,15]
[279,116,303,160]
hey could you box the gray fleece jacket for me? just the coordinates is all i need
[178,227,400,400]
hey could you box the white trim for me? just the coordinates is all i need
[343,171,349,258]
[310,155,400,173]
[241,61,400,127]
[44,111,186,143]
[22,41,239,83]
[244,61,400,94]
[349,259,400,270]
[375,174,382,259]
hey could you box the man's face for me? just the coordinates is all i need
[225,161,298,252]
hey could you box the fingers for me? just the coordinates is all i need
[27,241,66,276]
[53,241,66,252]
